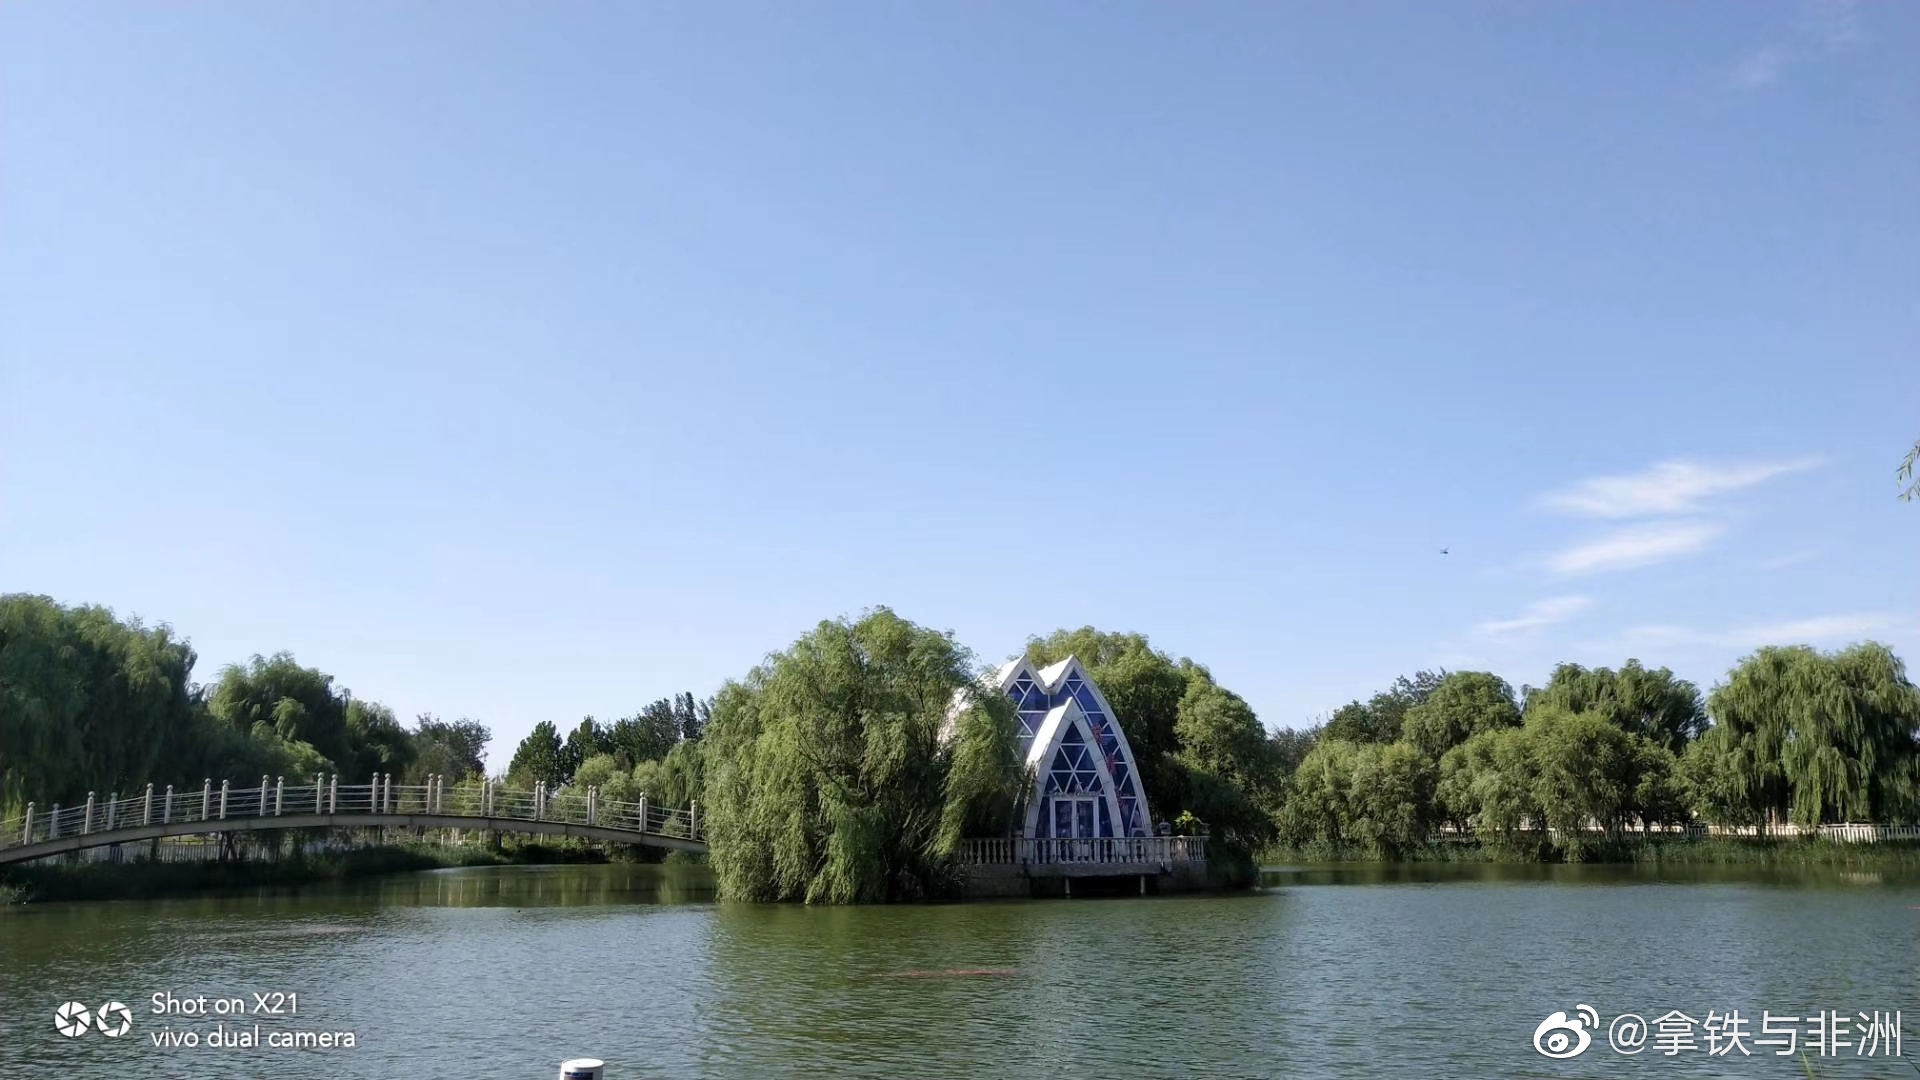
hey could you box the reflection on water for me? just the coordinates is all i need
[1,861,1915,1079]
[1262,860,1920,889]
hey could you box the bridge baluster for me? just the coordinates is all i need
[84,793,95,835]
[370,774,381,815]
[328,775,338,814]
[258,776,268,817]
[201,780,211,823]
[384,773,394,813]
[49,804,59,840]
[164,785,173,825]
[219,780,229,820]
[690,801,699,841]
[22,803,33,845]
[143,783,154,826]
[637,795,647,834]
[275,777,284,816]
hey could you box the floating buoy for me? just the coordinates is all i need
[559,1058,604,1080]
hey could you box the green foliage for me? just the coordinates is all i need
[656,739,705,807]
[1525,707,1640,858]
[345,700,414,781]
[561,717,611,781]
[207,653,353,773]
[1279,738,1357,846]
[1346,741,1437,856]
[1525,660,1705,753]
[1292,664,1691,861]
[609,703,681,767]
[1701,644,1920,828]
[1400,671,1521,761]
[1438,727,1536,844]
[1,595,206,808]
[1279,738,1434,857]
[408,715,490,782]
[1270,724,1321,779]
[0,595,495,816]
[1323,670,1446,744]
[1174,675,1280,853]
[507,721,568,788]
[703,607,1019,903]
[674,691,712,743]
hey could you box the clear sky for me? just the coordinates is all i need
[3,2,1914,765]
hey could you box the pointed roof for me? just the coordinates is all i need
[1036,657,1076,686]
[1026,701,1080,768]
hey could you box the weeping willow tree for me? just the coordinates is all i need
[701,608,1021,903]
[1697,644,1920,828]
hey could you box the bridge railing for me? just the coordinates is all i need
[0,776,702,856]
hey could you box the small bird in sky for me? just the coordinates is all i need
[1440,547,1450,555]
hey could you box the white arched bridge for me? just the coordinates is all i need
[0,775,705,868]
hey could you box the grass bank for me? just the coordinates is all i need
[0,836,672,906]
[1261,835,1920,868]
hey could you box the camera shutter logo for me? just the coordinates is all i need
[54,1001,92,1038]
[96,1000,134,1037]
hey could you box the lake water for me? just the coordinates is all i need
[1,862,1915,1079]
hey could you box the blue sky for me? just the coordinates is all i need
[3,2,1914,763]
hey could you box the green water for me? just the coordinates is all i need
[2,862,1916,1078]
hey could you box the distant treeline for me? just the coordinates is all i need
[500,698,713,814]
[0,594,689,817]
[1274,645,1920,860]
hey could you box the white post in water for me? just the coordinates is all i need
[143,783,154,826]
[558,1058,604,1080]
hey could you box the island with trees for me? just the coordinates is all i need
[5,591,1918,905]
